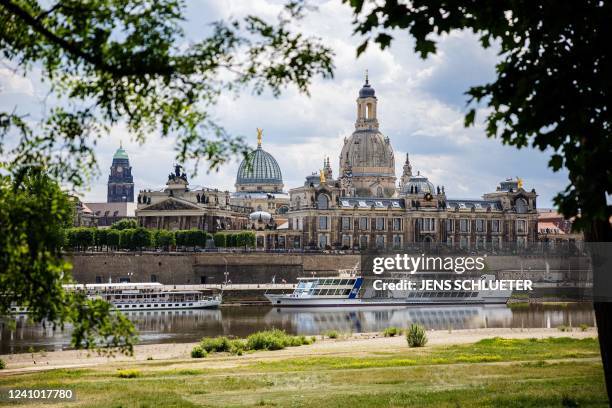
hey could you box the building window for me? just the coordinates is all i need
[375,235,385,249]
[475,219,486,233]
[459,219,470,233]
[515,198,528,214]
[393,218,402,231]
[393,235,402,249]
[517,236,526,248]
[517,220,527,234]
[317,194,329,209]
[359,235,368,249]
[319,216,328,230]
[491,219,500,233]
[150,274,158,283]
[342,235,351,248]
[419,218,435,232]
[341,217,352,230]
[475,237,486,249]
[446,219,454,232]
[95,276,103,284]
[359,217,368,230]
[375,217,385,231]
[446,236,454,247]
[318,234,328,249]
[459,236,469,249]
[376,186,383,197]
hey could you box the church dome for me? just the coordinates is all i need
[340,131,395,171]
[113,146,129,160]
[401,172,435,195]
[359,81,376,98]
[236,134,283,193]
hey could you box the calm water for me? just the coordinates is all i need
[0,304,596,354]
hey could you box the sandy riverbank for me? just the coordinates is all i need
[0,327,598,375]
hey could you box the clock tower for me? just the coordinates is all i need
[107,143,134,202]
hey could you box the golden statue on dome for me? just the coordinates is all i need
[256,128,263,147]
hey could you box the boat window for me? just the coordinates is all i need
[343,289,351,296]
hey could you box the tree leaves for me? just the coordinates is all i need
[344,0,612,236]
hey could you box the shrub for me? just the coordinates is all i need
[579,324,589,332]
[0,358,5,369]
[191,345,207,358]
[406,324,428,347]
[117,369,140,378]
[228,339,248,355]
[200,336,232,353]
[383,327,403,337]
[247,329,288,350]
[557,325,570,332]
[111,219,138,230]
[106,229,121,249]
[154,229,175,250]
[213,233,227,248]
[325,330,339,339]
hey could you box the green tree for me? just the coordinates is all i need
[0,0,332,355]
[342,0,612,396]
[131,227,153,251]
[213,233,227,248]
[226,233,238,248]
[155,230,176,251]
[110,219,138,231]
[119,229,134,250]
[0,169,135,353]
[94,228,108,251]
[237,231,256,249]
[106,229,121,250]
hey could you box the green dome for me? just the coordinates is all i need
[236,146,283,186]
[113,147,129,160]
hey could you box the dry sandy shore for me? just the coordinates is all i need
[0,327,598,375]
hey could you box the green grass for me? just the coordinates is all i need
[0,337,607,407]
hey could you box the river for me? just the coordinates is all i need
[0,303,596,354]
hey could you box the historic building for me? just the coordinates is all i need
[107,143,135,203]
[135,164,250,232]
[283,77,538,250]
[231,129,290,215]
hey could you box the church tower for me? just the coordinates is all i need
[338,72,396,197]
[107,143,134,202]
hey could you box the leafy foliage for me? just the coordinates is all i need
[406,323,428,347]
[344,0,612,237]
[0,0,334,186]
[0,169,136,354]
[110,219,138,231]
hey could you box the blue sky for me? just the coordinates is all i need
[0,0,569,207]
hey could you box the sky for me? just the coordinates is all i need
[0,0,569,207]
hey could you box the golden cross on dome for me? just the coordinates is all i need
[256,128,263,147]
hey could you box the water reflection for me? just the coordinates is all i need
[0,303,596,354]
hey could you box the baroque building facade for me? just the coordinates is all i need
[135,164,250,232]
[284,78,538,250]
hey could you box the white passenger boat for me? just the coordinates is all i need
[9,283,221,314]
[265,274,511,307]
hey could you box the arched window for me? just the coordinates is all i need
[515,198,528,214]
[317,194,329,209]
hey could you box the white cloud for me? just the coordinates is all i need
[0,0,569,207]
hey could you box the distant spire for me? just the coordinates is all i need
[120,139,123,149]
[365,69,369,85]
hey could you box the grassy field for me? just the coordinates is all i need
[0,337,608,407]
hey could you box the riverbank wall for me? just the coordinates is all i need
[67,252,361,285]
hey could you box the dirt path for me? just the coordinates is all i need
[0,327,597,375]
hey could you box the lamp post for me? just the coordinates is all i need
[223,257,229,286]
